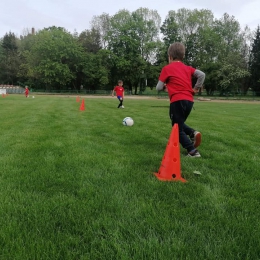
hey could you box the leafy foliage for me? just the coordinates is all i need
[81,49,111,89]
[0,32,20,84]
[22,27,85,89]
[0,8,258,95]
[249,26,260,95]
[78,28,102,53]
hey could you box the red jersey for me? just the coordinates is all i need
[113,86,124,97]
[25,88,29,96]
[159,61,195,103]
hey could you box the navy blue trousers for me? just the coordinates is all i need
[169,100,195,152]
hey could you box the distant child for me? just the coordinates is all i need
[24,86,29,98]
[156,42,205,157]
[112,80,125,108]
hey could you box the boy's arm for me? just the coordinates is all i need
[112,89,114,97]
[156,80,165,91]
[193,69,205,90]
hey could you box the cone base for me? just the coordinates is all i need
[154,172,187,182]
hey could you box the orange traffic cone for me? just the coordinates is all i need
[154,124,186,182]
[76,96,80,102]
[79,99,85,111]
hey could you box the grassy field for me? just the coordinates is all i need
[0,94,260,260]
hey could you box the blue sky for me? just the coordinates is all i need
[0,0,259,37]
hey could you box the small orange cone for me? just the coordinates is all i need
[154,124,186,182]
[76,96,80,102]
[79,99,85,111]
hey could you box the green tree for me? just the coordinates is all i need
[211,14,250,94]
[216,53,250,95]
[203,62,220,95]
[237,25,253,94]
[132,8,161,62]
[159,9,251,96]
[105,9,145,93]
[23,27,85,90]
[90,13,111,49]
[213,13,242,58]
[0,40,4,82]
[0,32,20,84]
[159,7,219,78]
[105,8,162,93]
[78,28,102,53]
[160,8,215,66]
[18,30,37,86]
[131,8,162,91]
[249,26,260,95]
[81,49,111,91]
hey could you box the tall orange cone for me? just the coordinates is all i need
[76,96,80,102]
[79,99,85,111]
[154,124,186,182]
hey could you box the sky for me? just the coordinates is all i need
[0,0,260,37]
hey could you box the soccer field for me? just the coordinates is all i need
[1,95,260,259]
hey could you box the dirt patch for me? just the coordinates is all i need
[36,94,158,100]
[32,93,260,104]
[196,98,260,104]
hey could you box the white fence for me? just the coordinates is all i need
[0,88,6,94]
[0,85,24,94]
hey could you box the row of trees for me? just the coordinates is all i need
[0,8,260,95]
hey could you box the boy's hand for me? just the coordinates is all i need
[192,87,200,94]
[163,85,168,92]
[192,88,203,95]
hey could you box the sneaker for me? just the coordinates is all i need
[187,150,201,157]
[193,131,201,148]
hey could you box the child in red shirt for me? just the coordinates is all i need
[156,42,205,157]
[24,86,29,98]
[112,80,125,108]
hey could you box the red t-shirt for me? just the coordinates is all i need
[159,61,195,103]
[113,86,124,97]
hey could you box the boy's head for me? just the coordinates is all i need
[118,80,123,86]
[168,42,185,62]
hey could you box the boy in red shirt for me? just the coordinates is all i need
[112,80,125,108]
[156,42,205,157]
[24,86,29,98]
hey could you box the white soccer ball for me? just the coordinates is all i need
[122,117,134,126]
[32,96,35,98]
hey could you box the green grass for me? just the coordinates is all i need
[0,95,260,260]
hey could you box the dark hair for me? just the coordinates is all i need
[168,42,185,61]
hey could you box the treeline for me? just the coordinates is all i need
[0,8,260,95]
